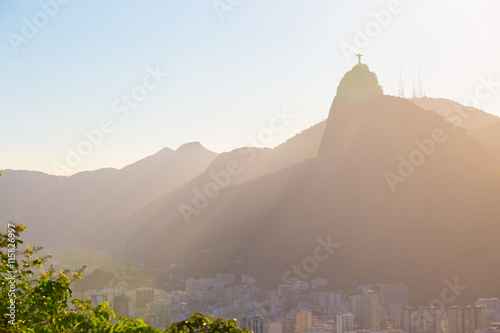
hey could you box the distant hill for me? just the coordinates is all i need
[410,97,499,131]
[95,64,500,305]
[411,97,500,157]
[204,120,326,186]
[0,143,218,246]
[73,268,118,292]
[78,120,328,248]
[1,117,328,249]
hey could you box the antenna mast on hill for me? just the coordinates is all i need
[399,67,405,98]
[413,68,426,98]
[418,69,421,97]
[399,68,426,98]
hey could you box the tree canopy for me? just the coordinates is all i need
[0,224,250,332]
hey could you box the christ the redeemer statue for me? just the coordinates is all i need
[356,53,363,64]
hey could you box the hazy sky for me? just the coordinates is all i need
[1,0,499,175]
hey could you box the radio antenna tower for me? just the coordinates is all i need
[418,68,423,98]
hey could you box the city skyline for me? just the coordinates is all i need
[68,267,500,332]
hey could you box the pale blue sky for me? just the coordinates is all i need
[1,0,499,175]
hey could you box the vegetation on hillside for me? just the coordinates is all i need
[0,224,249,332]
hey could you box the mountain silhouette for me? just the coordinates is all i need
[2,64,500,306]
[0,143,217,246]
[105,63,500,305]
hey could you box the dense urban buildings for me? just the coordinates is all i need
[239,312,265,333]
[476,299,500,324]
[402,307,441,333]
[71,269,500,333]
[448,306,487,333]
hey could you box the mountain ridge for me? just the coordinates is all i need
[2,64,500,305]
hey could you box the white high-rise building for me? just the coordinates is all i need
[239,312,265,333]
[337,312,354,333]
[448,306,487,333]
[476,298,500,323]
[402,306,441,333]
[363,290,381,332]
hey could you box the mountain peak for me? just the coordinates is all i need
[335,64,383,103]
[175,141,206,152]
[157,147,174,156]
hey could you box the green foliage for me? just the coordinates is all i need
[0,224,250,332]
[166,313,249,333]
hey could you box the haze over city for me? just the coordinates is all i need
[1,1,499,332]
